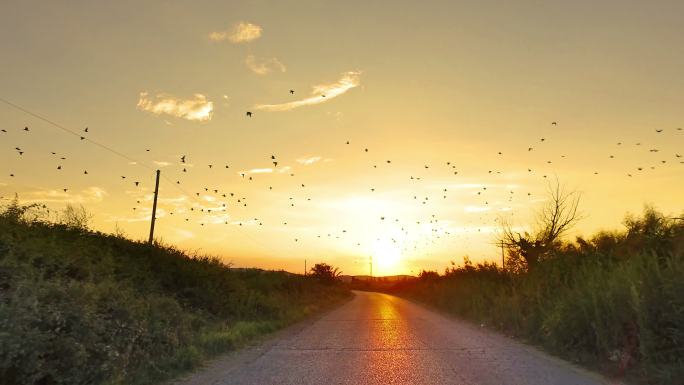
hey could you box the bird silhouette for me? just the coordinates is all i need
[289,90,295,94]
[246,111,252,117]
[23,127,29,131]
[84,127,88,133]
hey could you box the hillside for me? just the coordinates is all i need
[0,202,350,385]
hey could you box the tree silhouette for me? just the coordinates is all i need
[499,179,582,270]
[309,263,341,284]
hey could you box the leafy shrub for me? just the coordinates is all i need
[388,208,684,384]
[0,201,350,385]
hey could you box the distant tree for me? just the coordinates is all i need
[499,179,582,270]
[60,204,93,230]
[309,263,341,284]
[418,270,440,281]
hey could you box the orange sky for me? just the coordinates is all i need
[1,0,683,275]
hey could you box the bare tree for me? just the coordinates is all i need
[60,204,93,230]
[499,179,582,270]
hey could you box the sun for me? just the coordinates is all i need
[373,239,403,275]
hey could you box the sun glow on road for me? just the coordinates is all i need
[373,239,403,274]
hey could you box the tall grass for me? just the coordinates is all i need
[388,208,684,384]
[0,201,350,385]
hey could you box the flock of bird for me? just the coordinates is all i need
[2,96,683,263]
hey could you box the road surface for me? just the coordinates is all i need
[174,291,611,385]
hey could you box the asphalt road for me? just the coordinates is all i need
[175,291,612,385]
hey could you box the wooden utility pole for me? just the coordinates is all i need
[500,240,505,269]
[148,170,160,244]
[304,259,307,276]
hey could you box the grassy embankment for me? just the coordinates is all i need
[0,202,350,385]
[387,208,684,384]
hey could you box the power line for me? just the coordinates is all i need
[0,96,148,169]
[0,96,299,258]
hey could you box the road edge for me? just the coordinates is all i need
[387,291,626,385]
[167,291,356,385]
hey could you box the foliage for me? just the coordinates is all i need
[59,204,93,230]
[0,200,350,385]
[389,208,684,384]
[308,262,342,284]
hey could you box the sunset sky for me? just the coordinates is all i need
[1,0,683,275]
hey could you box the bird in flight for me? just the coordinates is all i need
[246,111,252,117]
[655,129,663,133]
[23,126,29,131]
[84,127,88,133]
[551,121,557,125]
[289,90,295,94]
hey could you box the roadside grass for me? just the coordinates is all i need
[385,208,684,384]
[0,201,350,385]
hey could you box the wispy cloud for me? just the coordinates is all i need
[137,92,213,122]
[109,207,167,223]
[245,55,286,75]
[209,22,262,43]
[255,71,361,112]
[297,156,322,165]
[22,187,107,204]
[238,168,274,176]
[464,205,491,213]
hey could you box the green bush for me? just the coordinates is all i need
[0,202,350,385]
[388,208,684,384]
